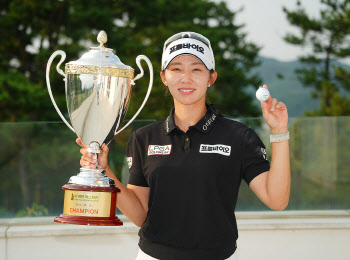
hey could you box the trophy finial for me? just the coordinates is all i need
[97,31,108,47]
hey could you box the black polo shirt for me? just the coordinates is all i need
[126,105,270,260]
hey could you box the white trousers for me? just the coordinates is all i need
[136,248,238,260]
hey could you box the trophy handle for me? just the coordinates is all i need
[115,55,153,135]
[46,50,75,133]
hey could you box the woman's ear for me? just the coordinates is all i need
[160,71,167,86]
[208,71,218,86]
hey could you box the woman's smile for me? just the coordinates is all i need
[178,88,196,95]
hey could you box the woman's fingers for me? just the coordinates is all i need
[82,154,96,162]
[76,138,84,147]
[80,155,97,168]
[78,141,109,169]
[259,85,286,112]
[80,158,97,168]
[97,143,109,169]
[77,138,101,169]
[80,147,88,155]
[96,144,108,162]
[276,101,287,110]
[80,158,90,168]
[77,138,92,157]
[79,145,97,168]
[259,85,272,114]
[101,143,109,154]
[259,85,271,105]
[270,98,278,111]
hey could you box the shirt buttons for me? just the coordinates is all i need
[184,135,191,150]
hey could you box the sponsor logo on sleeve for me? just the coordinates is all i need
[199,144,231,156]
[126,157,132,169]
[261,147,267,160]
[148,145,172,156]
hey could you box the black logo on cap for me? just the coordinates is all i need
[169,43,205,54]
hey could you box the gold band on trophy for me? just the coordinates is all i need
[65,64,134,78]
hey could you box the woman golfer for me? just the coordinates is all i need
[77,32,290,260]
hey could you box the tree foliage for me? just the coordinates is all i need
[283,0,350,116]
[0,0,262,122]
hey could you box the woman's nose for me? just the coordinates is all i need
[180,70,192,83]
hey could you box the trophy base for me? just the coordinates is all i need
[54,214,123,226]
[55,184,123,226]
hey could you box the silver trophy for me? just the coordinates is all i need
[46,31,153,226]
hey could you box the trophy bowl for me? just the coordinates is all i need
[46,31,153,226]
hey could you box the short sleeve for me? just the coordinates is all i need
[241,128,270,185]
[126,131,149,187]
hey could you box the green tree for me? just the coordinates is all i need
[1,0,262,122]
[283,0,350,116]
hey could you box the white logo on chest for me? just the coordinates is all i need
[199,144,231,156]
[148,145,172,155]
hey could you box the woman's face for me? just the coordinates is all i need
[160,55,217,107]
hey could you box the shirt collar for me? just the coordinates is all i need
[164,104,218,135]
[165,108,177,134]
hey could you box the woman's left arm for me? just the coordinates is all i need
[249,84,290,211]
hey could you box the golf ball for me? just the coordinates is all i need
[256,88,270,101]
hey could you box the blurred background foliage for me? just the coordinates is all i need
[0,0,263,122]
[0,0,350,217]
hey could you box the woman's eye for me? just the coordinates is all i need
[171,68,180,71]
[193,68,202,71]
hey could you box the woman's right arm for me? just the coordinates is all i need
[77,138,149,227]
[105,165,149,227]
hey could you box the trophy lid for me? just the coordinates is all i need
[65,31,134,78]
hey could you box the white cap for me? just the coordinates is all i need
[161,36,215,71]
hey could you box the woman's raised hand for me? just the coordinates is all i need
[76,138,109,169]
[259,84,289,135]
